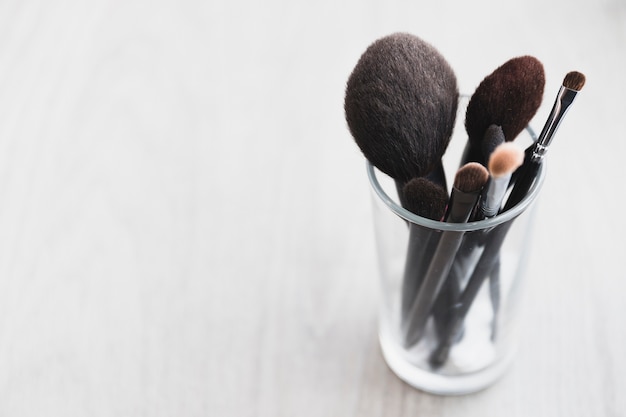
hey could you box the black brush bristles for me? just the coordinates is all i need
[463,56,545,165]
[402,178,448,220]
[344,33,459,183]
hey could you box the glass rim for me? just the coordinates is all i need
[366,158,546,232]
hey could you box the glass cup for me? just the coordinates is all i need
[367,123,545,395]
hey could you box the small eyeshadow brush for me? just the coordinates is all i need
[504,71,586,211]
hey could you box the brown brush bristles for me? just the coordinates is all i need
[344,32,459,182]
[563,71,586,91]
[465,56,545,146]
[402,178,448,220]
[488,142,524,178]
[454,162,489,194]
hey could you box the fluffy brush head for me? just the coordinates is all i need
[402,177,448,220]
[454,162,489,194]
[563,71,586,91]
[488,142,524,178]
[344,32,459,182]
[465,55,545,147]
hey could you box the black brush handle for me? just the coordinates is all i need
[489,256,502,341]
[431,262,463,340]
[459,138,486,166]
[503,160,540,212]
[429,220,513,367]
[426,160,448,191]
[401,226,440,327]
[431,232,480,339]
[403,230,465,347]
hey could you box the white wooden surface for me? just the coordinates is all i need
[0,0,624,415]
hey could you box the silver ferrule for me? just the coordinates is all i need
[480,175,511,218]
[446,188,480,223]
[531,86,579,162]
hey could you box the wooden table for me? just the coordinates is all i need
[0,0,624,415]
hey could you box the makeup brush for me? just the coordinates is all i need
[504,71,586,211]
[400,178,448,326]
[429,124,500,336]
[403,163,489,347]
[344,32,459,191]
[433,140,524,339]
[463,56,545,166]
[429,143,538,367]
[429,219,512,367]
[480,142,525,218]
[479,142,524,339]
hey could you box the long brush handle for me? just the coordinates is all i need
[431,232,482,339]
[403,230,465,347]
[401,226,440,326]
[429,220,513,367]
[489,256,502,340]
[431,262,463,339]
[503,161,540,211]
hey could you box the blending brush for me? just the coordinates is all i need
[344,32,459,195]
[463,56,545,166]
[504,71,586,211]
[403,163,489,347]
[400,178,449,327]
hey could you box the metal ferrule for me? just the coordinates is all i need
[531,86,579,162]
[445,188,481,223]
[480,175,511,218]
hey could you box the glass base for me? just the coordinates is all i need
[379,330,515,395]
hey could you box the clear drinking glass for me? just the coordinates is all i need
[367,124,545,395]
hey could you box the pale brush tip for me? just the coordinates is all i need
[488,142,524,178]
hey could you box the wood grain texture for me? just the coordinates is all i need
[0,0,624,415]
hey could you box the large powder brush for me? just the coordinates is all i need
[344,32,459,183]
